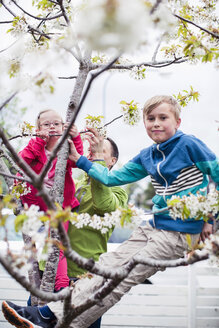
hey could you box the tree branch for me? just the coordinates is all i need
[0,252,72,302]
[0,146,24,176]
[0,92,18,111]
[175,13,219,39]
[57,0,70,25]
[0,0,16,17]
[10,0,63,21]
[0,129,56,210]
[91,57,187,71]
[0,170,31,184]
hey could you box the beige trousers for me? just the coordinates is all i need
[49,222,200,327]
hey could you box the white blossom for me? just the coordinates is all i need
[168,188,219,221]
[120,100,141,126]
[151,3,177,32]
[70,205,145,233]
[130,65,147,80]
[74,0,150,52]
[204,232,219,266]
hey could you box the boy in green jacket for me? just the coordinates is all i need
[67,133,128,280]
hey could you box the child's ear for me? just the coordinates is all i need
[176,118,181,129]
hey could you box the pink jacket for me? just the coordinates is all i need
[18,135,83,211]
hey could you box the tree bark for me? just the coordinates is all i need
[39,60,90,298]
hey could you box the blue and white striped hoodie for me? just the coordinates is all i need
[76,130,219,234]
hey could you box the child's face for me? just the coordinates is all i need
[38,111,63,137]
[143,103,181,144]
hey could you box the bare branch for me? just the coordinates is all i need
[0,129,56,210]
[0,146,25,176]
[57,0,70,25]
[0,159,14,191]
[8,133,62,141]
[0,20,13,24]
[58,76,78,80]
[0,170,31,184]
[0,252,72,303]
[152,33,166,62]
[150,0,163,15]
[0,0,16,17]
[91,57,187,71]
[10,0,63,21]
[0,92,18,111]
[175,13,219,39]
[134,250,209,267]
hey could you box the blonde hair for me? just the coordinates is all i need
[143,95,181,120]
[36,109,63,128]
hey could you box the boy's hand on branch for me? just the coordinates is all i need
[85,128,104,161]
[200,221,213,243]
[68,139,81,163]
[64,123,79,138]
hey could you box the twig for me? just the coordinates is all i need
[0,146,24,176]
[79,114,123,134]
[0,128,56,210]
[174,13,219,39]
[0,0,16,17]
[150,0,163,15]
[58,76,78,80]
[91,57,188,71]
[0,170,31,184]
[9,133,62,141]
[0,20,13,24]
[0,92,17,111]
[57,0,70,25]
[11,0,63,21]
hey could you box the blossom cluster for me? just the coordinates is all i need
[11,182,31,199]
[120,100,141,126]
[70,206,145,234]
[130,65,147,80]
[204,232,219,266]
[167,188,219,221]
[19,121,35,136]
[84,115,107,137]
[14,205,50,262]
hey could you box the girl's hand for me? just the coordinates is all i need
[68,139,81,162]
[36,130,50,142]
[64,124,79,138]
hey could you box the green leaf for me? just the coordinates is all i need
[14,214,27,232]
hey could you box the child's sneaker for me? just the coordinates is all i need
[2,300,57,328]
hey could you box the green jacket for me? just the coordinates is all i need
[67,162,128,277]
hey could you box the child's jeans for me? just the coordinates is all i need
[49,221,200,327]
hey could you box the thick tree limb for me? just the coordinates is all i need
[0,252,72,302]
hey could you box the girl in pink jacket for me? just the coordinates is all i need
[18,109,83,293]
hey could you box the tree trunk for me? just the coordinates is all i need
[39,61,90,297]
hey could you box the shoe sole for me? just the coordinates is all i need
[2,301,36,328]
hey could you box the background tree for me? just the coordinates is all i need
[0,0,218,327]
